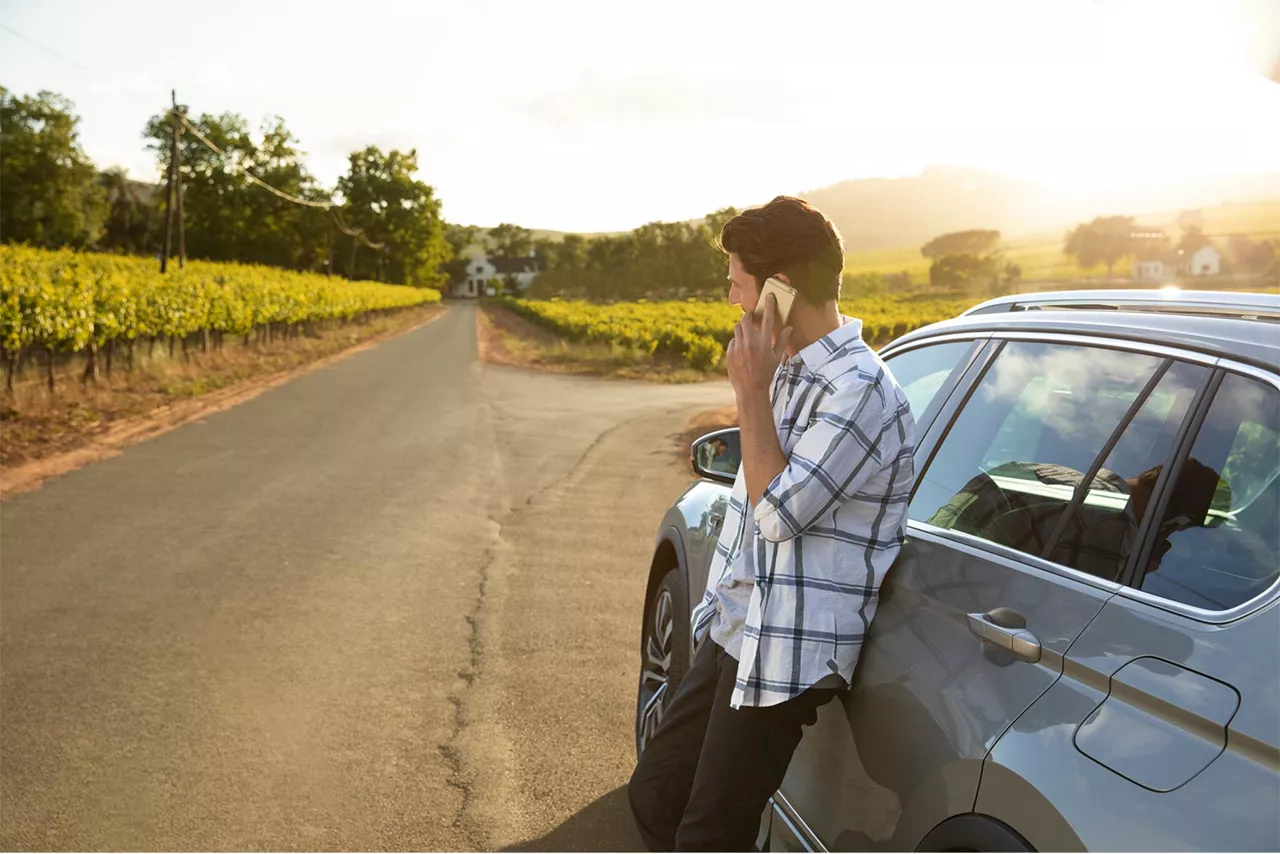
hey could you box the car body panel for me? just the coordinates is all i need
[773,524,1116,851]
[976,593,1280,852]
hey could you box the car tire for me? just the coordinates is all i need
[635,566,691,757]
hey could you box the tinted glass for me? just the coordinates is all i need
[1141,372,1280,610]
[883,340,976,431]
[1046,360,1208,580]
[910,341,1165,564]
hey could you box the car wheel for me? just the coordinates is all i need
[636,566,690,756]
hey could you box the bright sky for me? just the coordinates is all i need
[2,0,1278,232]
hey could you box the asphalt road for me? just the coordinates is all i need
[1,302,734,851]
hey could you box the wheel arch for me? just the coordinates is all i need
[916,813,1035,852]
[642,528,688,644]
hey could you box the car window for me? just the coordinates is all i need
[1140,372,1280,611]
[883,340,977,432]
[1046,360,1208,580]
[909,340,1168,566]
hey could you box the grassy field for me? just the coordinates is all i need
[843,198,1280,285]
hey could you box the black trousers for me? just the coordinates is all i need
[628,640,836,852]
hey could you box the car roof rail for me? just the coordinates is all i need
[963,288,1280,321]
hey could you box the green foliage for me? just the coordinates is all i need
[921,229,1001,259]
[488,223,534,259]
[501,293,971,372]
[0,87,107,248]
[0,245,439,356]
[1063,215,1140,277]
[1227,236,1276,275]
[1178,225,1211,255]
[442,224,480,283]
[97,167,161,256]
[145,111,330,272]
[337,146,451,287]
[527,210,738,301]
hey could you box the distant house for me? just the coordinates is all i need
[1187,246,1220,276]
[450,250,540,298]
[1131,230,1221,282]
[1133,258,1170,281]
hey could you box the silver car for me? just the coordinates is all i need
[635,290,1280,852]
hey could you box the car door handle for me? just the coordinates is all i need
[966,611,1042,663]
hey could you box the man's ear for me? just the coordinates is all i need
[774,273,792,286]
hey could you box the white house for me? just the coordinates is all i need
[450,250,540,298]
[1132,245,1221,282]
[1187,246,1220,276]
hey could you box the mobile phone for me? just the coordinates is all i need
[754,277,797,326]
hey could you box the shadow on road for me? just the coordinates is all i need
[503,785,644,852]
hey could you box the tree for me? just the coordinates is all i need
[488,223,534,259]
[1227,235,1276,275]
[1178,225,1211,255]
[441,224,479,286]
[145,111,329,271]
[98,167,160,255]
[1063,216,1140,280]
[0,87,106,247]
[929,253,999,291]
[337,146,451,287]
[920,229,1001,259]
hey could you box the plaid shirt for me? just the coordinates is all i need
[691,317,916,709]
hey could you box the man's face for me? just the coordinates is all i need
[727,253,762,315]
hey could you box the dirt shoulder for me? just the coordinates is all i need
[1,305,446,497]
[475,302,716,383]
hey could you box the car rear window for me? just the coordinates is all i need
[1139,372,1280,611]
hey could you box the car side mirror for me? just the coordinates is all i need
[691,428,741,485]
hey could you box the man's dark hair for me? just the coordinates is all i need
[719,196,845,306]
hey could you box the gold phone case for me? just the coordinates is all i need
[755,277,798,325]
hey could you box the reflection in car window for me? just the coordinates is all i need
[883,340,975,431]
[1047,361,1208,580]
[1141,373,1280,611]
[909,341,1166,567]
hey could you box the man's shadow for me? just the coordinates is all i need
[502,785,643,852]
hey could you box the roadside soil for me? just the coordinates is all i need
[0,305,446,496]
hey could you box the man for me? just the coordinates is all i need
[628,196,917,851]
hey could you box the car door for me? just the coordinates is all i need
[772,336,1208,852]
[976,358,1280,852]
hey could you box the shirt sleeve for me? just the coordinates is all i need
[752,376,896,543]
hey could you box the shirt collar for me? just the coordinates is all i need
[790,316,863,372]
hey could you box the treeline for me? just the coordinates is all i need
[0,86,451,288]
[1064,215,1278,281]
[520,210,740,301]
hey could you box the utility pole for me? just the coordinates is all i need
[160,90,178,273]
[173,91,186,268]
[325,209,334,277]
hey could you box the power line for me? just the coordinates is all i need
[0,22,94,74]
[331,207,385,250]
[178,115,330,209]
[177,113,385,251]
[0,26,394,262]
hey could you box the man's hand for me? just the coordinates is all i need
[727,294,793,505]
[726,294,794,402]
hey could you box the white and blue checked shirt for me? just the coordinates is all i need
[691,316,916,709]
